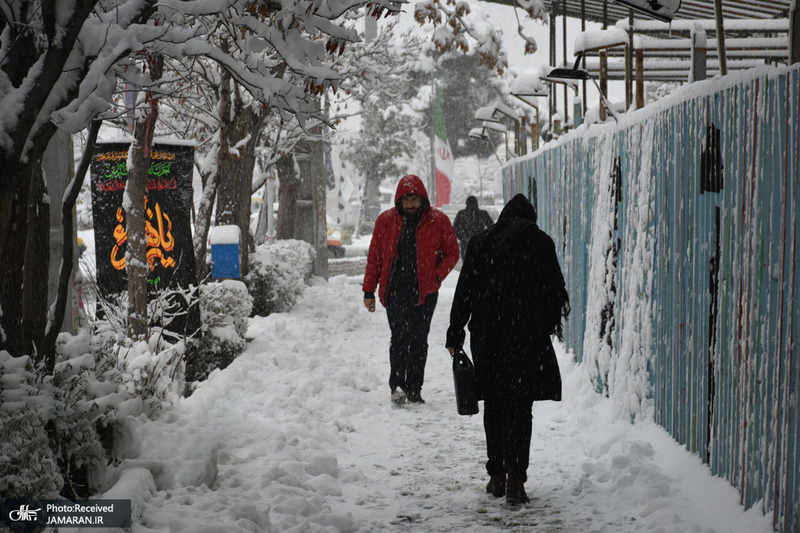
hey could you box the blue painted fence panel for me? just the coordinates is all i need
[502,65,800,533]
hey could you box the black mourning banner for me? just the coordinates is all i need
[90,142,198,333]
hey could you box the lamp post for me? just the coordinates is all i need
[480,120,510,161]
[544,59,620,123]
[469,123,505,165]
[475,101,522,157]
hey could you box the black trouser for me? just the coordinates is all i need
[483,390,534,482]
[385,292,438,394]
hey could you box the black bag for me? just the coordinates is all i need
[452,348,480,415]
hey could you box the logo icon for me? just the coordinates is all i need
[436,146,451,160]
[8,505,40,522]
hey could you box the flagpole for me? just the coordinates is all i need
[429,80,436,207]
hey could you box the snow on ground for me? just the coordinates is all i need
[116,272,774,533]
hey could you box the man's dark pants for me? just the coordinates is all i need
[386,292,438,394]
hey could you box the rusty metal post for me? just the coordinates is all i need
[714,0,728,75]
[636,48,644,109]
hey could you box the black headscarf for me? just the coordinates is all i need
[497,193,537,223]
[488,194,539,255]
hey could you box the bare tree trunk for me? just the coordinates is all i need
[0,0,105,357]
[0,169,30,355]
[126,56,163,339]
[22,155,49,358]
[2,122,56,357]
[41,120,101,371]
[193,167,218,281]
[127,120,152,339]
[215,76,264,277]
[275,153,299,240]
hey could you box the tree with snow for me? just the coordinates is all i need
[0,0,405,361]
[413,0,548,74]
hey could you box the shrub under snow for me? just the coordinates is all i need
[184,280,253,388]
[0,330,155,500]
[246,240,315,317]
[0,354,63,499]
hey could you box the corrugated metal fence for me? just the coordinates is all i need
[503,65,799,533]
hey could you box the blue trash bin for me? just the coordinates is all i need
[209,225,241,279]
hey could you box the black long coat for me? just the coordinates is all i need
[446,194,570,402]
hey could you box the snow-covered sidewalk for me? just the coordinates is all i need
[122,273,773,533]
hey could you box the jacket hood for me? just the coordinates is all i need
[395,174,430,202]
[395,174,430,213]
[465,196,479,210]
[497,193,537,224]
[489,193,538,254]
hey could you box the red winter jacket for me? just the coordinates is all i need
[363,175,459,306]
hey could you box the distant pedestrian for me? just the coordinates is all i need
[363,174,460,405]
[453,196,494,261]
[446,193,570,504]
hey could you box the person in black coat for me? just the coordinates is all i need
[453,196,494,261]
[446,193,570,505]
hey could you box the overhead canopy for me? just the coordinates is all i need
[574,17,792,81]
[533,0,793,25]
[536,0,797,98]
[484,0,797,136]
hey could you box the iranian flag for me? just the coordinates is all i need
[431,85,453,207]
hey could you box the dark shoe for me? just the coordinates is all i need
[486,474,505,497]
[406,390,425,404]
[505,470,529,504]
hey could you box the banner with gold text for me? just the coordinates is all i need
[90,142,198,332]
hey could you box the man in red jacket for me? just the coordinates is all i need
[363,175,459,405]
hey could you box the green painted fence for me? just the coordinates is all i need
[503,64,799,533]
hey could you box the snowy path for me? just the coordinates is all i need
[127,274,773,533]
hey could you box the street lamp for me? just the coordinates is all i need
[474,101,521,157]
[544,58,621,123]
[542,72,583,133]
[614,0,682,23]
[477,120,510,161]
[474,105,500,123]
[469,124,505,165]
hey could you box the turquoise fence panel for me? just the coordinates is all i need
[502,64,799,533]
[784,66,799,533]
